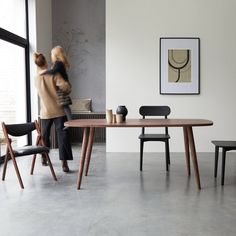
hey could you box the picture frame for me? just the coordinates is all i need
[160,37,200,95]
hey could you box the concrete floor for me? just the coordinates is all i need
[0,144,236,236]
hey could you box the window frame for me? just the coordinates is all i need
[0,0,31,147]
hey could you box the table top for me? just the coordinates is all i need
[65,118,213,128]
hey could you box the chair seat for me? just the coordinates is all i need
[139,133,170,141]
[13,145,49,157]
[212,140,236,148]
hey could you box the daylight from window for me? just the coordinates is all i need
[0,0,27,150]
[0,40,26,138]
[0,0,26,37]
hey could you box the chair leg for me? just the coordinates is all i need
[30,154,37,175]
[11,155,24,189]
[221,149,226,186]
[165,146,168,172]
[214,146,219,178]
[167,140,170,165]
[140,140,144,171]
[44,153,57,181]
[2,152,9,181]
[165,141,170,172]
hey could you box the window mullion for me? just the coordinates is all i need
[0,28,27,48]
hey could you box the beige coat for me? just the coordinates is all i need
[35,69,71,119]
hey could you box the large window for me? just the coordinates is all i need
[0,0,30,159]
[0,0,26,38]
[0,40,27,124]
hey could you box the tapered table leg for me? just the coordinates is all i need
[187,126,201,190]
[77,127,90,189]
[183,127,191,176]
[85,127,95,176]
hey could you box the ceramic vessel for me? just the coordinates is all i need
[112,114,116,123]
[116,114,123,123]
[116,105,128,121]
[106,109,113,123]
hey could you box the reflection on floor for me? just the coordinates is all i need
[0,144,236,236]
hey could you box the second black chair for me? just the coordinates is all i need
[138,106,171,171]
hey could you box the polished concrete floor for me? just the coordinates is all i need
[0,144,236,236]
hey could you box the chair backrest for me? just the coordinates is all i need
[139,106,171,134]
[2,122,36,137]
[139,106,171,118]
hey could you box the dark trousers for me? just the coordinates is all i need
[63,105,72,121]
[41,116,73,161]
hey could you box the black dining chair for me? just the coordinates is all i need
[1,120,57,189]
[212,140,236,185]
[138,106,171,171]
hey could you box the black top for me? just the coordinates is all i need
[45,60,69,81]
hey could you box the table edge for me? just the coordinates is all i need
[65,119,214,128]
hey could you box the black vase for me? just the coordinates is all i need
[116,105,128,121]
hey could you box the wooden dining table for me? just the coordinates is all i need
[65,118,213,190]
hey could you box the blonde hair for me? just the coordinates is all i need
[51,46,70,69]
[33,52,47,67]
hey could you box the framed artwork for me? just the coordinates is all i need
[160,37,200,94]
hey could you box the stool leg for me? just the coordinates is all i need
[221,149,226,185]
[214,146,219,178]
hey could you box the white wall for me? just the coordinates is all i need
[106,0,236,152]
[35,0,52,61]
[51,0,105,112]
[29,0,52,121]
